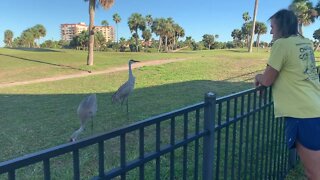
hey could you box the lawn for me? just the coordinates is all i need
[0,47,314,179]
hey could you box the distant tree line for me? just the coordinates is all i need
[4,24,46,48]
[5,0,320,52]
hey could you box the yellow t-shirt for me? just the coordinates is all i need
[268,36,320,118]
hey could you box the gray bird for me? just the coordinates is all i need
[70,94,97,142]
[112,59,140,119]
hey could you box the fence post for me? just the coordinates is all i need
[288,149,297,169]
[202,92,216,180]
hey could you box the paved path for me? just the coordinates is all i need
[0,58,188,88]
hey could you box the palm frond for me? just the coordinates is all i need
[99,0,114,9]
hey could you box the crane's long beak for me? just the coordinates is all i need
[131,59,140,63]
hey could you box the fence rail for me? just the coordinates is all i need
[0,86,296,180]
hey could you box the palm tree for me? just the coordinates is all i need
[231,29,242,41]
[202,34,215,49]
[172,23,184,49]
[119,37,127,52]
[33,24,46,47]
[185,36,193,48]
[315,1,320,17]
[242,12,251,47]
[242,12,251,23]
[289,0,317,35]
[313,28,320,51]
[4,30,14,47]
[249,0,258,53]
[142,29,152,48]
[163,18,175,52]
[101,20,109,26]
[128,13,146,52]
[84,0,114,66]
[112,13,121,44]
[151,18,164,52]
[241,22,252,47]
[254,21,267,50]
[145,15,153,27]
[20,29,35,48]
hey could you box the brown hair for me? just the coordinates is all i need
[269,9,299,38]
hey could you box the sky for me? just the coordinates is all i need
[1,0,320,47]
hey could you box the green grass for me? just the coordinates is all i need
[0,48,198,84]
[0,47,311,179]
[286,163,306,180]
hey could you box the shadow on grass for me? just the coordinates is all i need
[227,49,248,53]
[0,53,90,73]
[172,51,197,54]
[0,80,258,179]
[0,79,253,159]
[9,47,63,52]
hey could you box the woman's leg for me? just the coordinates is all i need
[296,141,320,180]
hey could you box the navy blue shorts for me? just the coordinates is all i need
[285,117,320,151]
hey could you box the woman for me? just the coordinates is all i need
[254,9,320,179]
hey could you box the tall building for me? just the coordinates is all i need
[94,26,115,42]
[60,22,115,42]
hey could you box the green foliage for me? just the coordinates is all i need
[128,13,146,52]
[119,37,127,52]
[112,13,121,24]
[289,0,317,34]
[314,28,320,40]
[142,29,152,42]
[202,34,215,49]
[4,29,14,47]
[101,20,109,26]
[40,40,57,48]
[190,41,200,50]
[151,17,185,52]
[242,12,251,22]
[9,24,46,48]
[145,14,153,27]
[231,29,242,41]
[285,163,306,180]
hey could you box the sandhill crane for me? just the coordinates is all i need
[70,94,97,142]
[112,59,140,119]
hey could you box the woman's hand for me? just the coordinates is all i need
[254,74,262,87]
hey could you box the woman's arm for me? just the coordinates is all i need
[255,65,279,87]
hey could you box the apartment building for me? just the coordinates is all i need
[60,22,115,42]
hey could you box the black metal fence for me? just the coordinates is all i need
[0,86,296,180]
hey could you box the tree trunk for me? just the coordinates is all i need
[165,36,168,52]
[173,34,176,50]
[116,23,119,52]
[249,0,258,53]
[87,0,95,66]
[116,23,119,43]
[135,30,139,52]
[256,34,260,51]
[158,36,162,52]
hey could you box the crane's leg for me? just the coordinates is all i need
[126,98,129,120]
[91,117,94,134]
